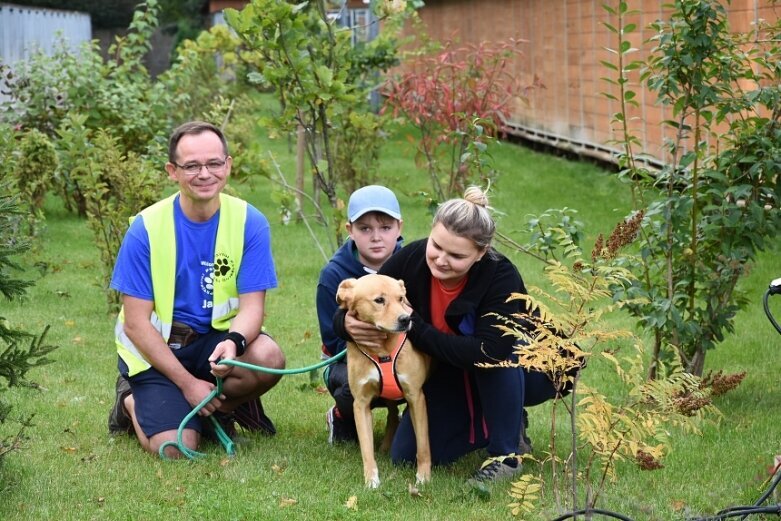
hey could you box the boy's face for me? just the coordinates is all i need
[347,212,403,271]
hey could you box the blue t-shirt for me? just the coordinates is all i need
[110,195,278,333]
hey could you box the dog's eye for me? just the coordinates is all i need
[374,297,385,305]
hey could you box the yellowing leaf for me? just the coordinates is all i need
[344,495,358,510]
[279,497,297,508]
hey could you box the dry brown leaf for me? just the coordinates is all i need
[344,495,358,510]
[279,497,297,508]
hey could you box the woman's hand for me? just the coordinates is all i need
[344,311,387,349]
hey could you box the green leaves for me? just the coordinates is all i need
[598,0,781,376]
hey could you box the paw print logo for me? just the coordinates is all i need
[200,267,215,296]
[203,270,214,291]
[212,253,235,282]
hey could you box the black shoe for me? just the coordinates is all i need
[108,375,133,436]
[519,432,533,455]
[234,397,276,436]
[203,411,237,442]
[326,406,357,444]
[519,408,533,454]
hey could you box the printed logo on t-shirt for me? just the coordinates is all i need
[199,254,235,310]
[201,261,215,297]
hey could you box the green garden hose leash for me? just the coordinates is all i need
[158,350,346,460]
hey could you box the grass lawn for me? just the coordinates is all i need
[1,125,779,521]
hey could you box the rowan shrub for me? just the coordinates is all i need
[383,38,534,201]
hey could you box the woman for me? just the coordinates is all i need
[337,186,555,483]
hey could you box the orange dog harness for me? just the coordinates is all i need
[358,334,408,402]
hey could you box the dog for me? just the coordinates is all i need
[336,274,432,488]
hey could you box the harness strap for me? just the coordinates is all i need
[358,333,407,402]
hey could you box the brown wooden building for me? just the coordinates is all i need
[416,0,778,165]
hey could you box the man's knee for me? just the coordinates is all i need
[246,334,285,369]
[149,429,199,459]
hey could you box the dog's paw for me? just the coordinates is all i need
[415,472,430,485]
[365,469,380,489]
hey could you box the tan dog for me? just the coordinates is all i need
[336,274,432,488]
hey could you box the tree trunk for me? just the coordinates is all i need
[688,347,706,377]
[295,125,305,223]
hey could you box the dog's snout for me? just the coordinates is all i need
[397,314,411,331]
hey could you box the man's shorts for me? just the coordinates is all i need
[119,330,225,438]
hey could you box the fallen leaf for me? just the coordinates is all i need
[279,497,297,508]
[344,495,358,510]
[271,463,285,474]
[64,320,75,327]
[315,386,328,394]
[408,483,423,498]
[671,500,686,512]
[219,457,232,467]
[72,336,82,344]
[61,446,77,453]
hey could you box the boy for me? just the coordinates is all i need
[315,185,403,443]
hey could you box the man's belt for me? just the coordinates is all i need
[168,321,200,349]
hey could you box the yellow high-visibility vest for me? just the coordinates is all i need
[115,193,246,376]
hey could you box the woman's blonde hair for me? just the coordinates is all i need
[433,186,496,253]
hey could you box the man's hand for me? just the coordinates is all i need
[344,311,388,349]
[208,339,237,379]
[182,378,224,416]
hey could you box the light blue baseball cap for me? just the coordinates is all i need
[347,185,402,222]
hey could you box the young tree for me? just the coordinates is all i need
[383,37,535,202]
[603,0,781,375]
[0,176,58,465]
[225,0,412,249]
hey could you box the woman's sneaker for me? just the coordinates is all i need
[467,457,522,486]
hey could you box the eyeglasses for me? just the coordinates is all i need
[172,158,228,176]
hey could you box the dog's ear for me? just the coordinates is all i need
[397,279,406,295]
[336,278,357,308]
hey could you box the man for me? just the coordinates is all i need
[315,185,403,444]
[108,121,285,458]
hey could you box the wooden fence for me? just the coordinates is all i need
[416,0,779,165]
